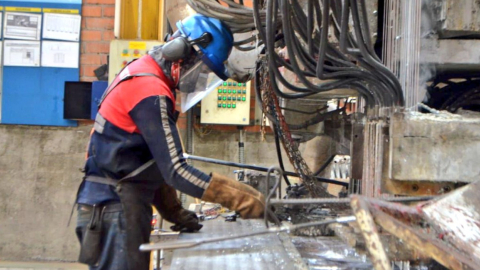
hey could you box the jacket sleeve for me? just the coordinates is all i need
[129,95,211,198]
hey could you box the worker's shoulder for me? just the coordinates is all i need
[118,75,172,99]
[120,56,171,93]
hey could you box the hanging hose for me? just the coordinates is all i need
[187,0,406,199]
[273,125,291,186]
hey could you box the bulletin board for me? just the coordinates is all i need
[0,0,81,126]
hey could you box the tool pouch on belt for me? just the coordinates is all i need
[83,159,164,270]
[78,205,104,265]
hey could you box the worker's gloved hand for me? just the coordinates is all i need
[170,209,203,232]
[152,183,203,232]
[202,173,265,219]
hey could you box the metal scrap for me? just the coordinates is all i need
[351,196,392,270]
[349,180,480,270]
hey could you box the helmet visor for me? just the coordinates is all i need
[178,60,211,94]
[179,64,223,112]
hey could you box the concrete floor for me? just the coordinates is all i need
[0,261,87,270]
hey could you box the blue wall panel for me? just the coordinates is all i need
[2,67,78,126]
[0,0,82,126]
[0,0,81,9]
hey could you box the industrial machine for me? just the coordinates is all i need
[139,0,480,269]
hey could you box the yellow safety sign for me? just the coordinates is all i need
[5,7,41,12]
[43,8,79,14]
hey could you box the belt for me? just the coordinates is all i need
[85,175,117,186]
[78,203,123,213]
[84,159,156,187]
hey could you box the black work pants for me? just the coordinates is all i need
[76,204,129,270]
[76,182,156,270]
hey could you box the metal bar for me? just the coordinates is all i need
[350,195,392,270]
[371,207,476,270]
[140,216,356,251]
[183,153,348,186]
[361,196,425,223]
[269,196,435,205]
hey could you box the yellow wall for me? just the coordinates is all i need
[120,0,164,40]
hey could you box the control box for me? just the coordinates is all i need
[200,79,251,125]
[108,40,162,83]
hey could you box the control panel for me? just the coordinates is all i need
[200,80,251,125]
[108,40,162,83]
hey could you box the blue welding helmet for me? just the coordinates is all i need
[177,14,234,81]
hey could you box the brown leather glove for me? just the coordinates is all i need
[202,173,265,219]
[152,183,203,232]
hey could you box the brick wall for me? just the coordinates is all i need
[77,0,263,132]
[80,0,116,82]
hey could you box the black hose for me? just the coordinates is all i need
[313,155,335,176]
[288,107,345,130]
[349,0,404,105]
[273,125,292,186]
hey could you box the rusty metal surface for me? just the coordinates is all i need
[422,180,480,264]
[361,119,387,197]
[371,207,476,270]
[350,115,365,194]
[383,178,455,196]
[169,218,308,270]
[330,218,429,262]
[351,187,480,269]
[350,196,392,270]
[361,197,424,223]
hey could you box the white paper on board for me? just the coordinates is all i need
[0,13,3,39]
[4,40,41,67]
[42,13,81,41]
[4,12,42,40]
[41,41,80,68]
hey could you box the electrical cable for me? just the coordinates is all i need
[313,155,336,176]
[272,125,292,186]
[287,107,345,130]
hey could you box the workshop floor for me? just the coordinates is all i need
[0,261,87,270]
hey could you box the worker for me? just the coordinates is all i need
[74,14,265,270]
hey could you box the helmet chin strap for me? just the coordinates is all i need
[171,61,181,86]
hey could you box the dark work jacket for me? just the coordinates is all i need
[77,55,211,205]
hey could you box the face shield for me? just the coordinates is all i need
[179,60,224,112]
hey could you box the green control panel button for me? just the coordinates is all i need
[223,97,227,101]
[242,97,246,101]
[233,90,236,94]
[232,104,236,108]
[222,104,226,108]
[218,89,222,93]
[223,89,227,93]
[228,90,232,94]
[227,104,231,108]
[223,82,227,86]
